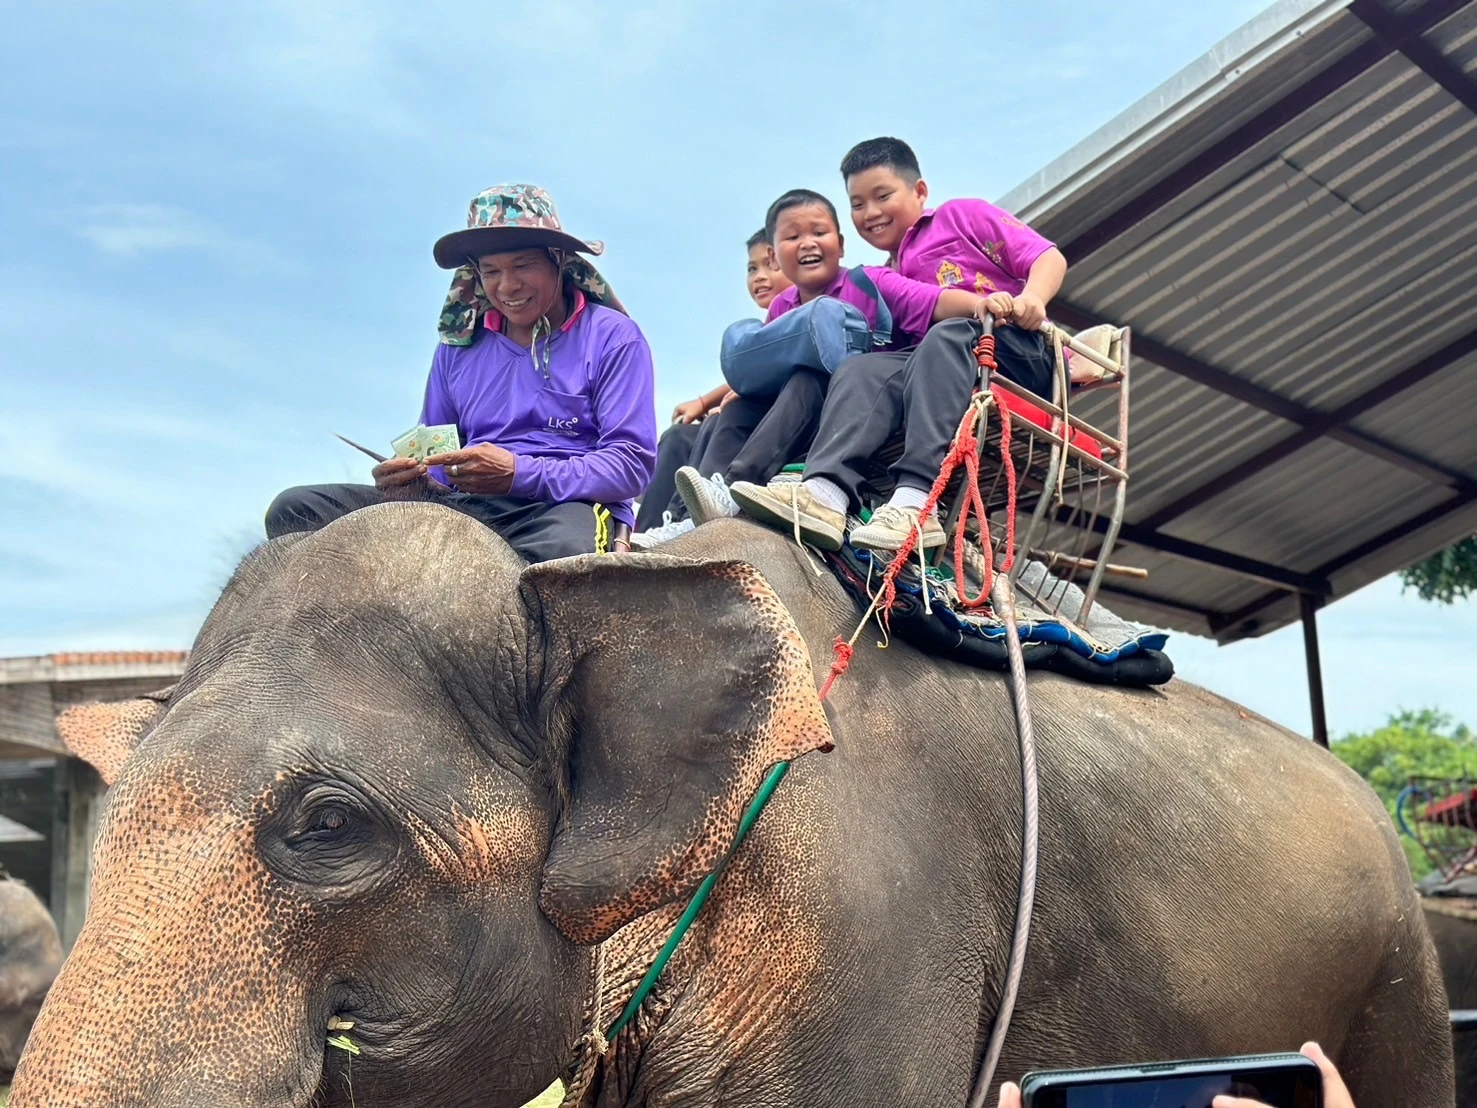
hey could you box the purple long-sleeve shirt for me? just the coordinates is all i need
[420,299,657,528]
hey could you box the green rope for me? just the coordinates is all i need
[605,760,792,1040]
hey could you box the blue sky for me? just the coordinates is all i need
[2,0,1472,737]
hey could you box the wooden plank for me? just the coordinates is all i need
[0,685,66,757]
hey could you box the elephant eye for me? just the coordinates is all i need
[259,781,398,894]
[312,806,349,834]
[291,799,359,845]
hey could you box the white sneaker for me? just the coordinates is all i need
[730,479,846,551]
[631,512,695,550]
[675,467,740,525]
[850,504,946,552]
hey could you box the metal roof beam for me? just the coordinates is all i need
[1136,324,1477,529]
[1060,0,1473,264]
[1053,302,1477,495]
[1207,487,1477,637]
[1351,0,1477,117]
[1093,583,1228,624]
[1053,504,1330,595]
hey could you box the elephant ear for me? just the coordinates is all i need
[54,686,172,786]
[519,556,833,945]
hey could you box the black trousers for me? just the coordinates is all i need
[265,484,601,563]
[637,420,709,531]
[694,369,828,487]
[648,370,829,522]
[803,319,1052,507]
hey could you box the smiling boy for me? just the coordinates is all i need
[634,229,794,541]
[684,189,991,543]
[844,137,1065,338]
[730,139,1067,553]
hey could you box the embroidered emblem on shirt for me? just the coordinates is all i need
[547,415,581,435]
[936,260,964,287]
[981,240,1005,268]
[973,272,997,294]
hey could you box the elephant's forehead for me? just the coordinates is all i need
[136,680,482,783]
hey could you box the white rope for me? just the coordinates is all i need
[915,517,933,615]
[967,573,1040,1108]
[790,485,825,577]
[560,943,609,1108]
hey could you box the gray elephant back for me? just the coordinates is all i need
[0,877,63,1081]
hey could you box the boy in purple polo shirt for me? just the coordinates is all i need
[673,189,993,539]
[731,139,1066,554]
[633,229,791,544]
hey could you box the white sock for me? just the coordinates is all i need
[802,477,848,514]
[888,485,929,511]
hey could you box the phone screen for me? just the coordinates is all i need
[1054,1070,1319,1108]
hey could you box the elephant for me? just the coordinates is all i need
[0,870,63,1082]
[10,503,1453,1107]
[1420,886,1477,1105]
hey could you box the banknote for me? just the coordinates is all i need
[390,424,461,462]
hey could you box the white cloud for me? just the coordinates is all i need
[74,203,283,269]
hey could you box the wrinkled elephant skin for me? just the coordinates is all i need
[0,877,62,1082]
[1422,903,1477,1106]
[11,506,1454,1107]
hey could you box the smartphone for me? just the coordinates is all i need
[1020,1052,1322,1108]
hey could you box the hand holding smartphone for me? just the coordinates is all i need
[1019,1052,1323,1108]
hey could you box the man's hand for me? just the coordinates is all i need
[423,443,517,496]
[1011,291,1048,331]
[372,457,428,490]
[718,388,740,411]
[672,398,708,424]
[998,1042,1354,1108]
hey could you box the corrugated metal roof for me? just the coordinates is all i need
[999,0,1477,643]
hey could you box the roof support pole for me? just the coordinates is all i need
[1299,592,1330,748]
[49,758,104,951]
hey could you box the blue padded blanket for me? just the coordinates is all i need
[826,545,1173,687]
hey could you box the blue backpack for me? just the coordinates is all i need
[720,267,894,398]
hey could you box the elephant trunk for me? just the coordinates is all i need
[10,773,324,1107]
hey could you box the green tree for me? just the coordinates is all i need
[1400,535,1477,603]
[1332,709,1477,879]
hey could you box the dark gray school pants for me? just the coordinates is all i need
[803,318,1053,508]
[264,484,601,563]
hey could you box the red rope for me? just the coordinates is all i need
[996,386,1017,575]
[818,329,1020,697]
[818,639,855,702]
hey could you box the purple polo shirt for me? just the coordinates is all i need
[764,265,942,346]
[894,199,1055,297]
[419,301,657,528]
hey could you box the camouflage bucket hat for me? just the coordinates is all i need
[434,183,624,346]
[432,183,603,269]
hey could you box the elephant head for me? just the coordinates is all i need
[13,504,832,1107]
